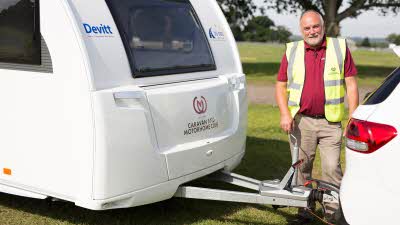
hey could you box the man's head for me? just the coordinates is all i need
[300,10,325,47]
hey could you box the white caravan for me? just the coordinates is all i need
[0,0,247,210]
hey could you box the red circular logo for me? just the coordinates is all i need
[193,96,207,114]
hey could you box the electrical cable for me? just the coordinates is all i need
[306,208,334,225]
[291,146,338,224]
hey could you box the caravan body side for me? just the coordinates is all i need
[0,0,247,210]
[0,0,94,202]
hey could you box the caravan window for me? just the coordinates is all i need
[0,0,41,65]
[106,0,216,77]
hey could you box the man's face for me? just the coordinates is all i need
[300,12,325,47]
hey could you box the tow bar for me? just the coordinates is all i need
[174,135,346,224]
[174,169,342,224]
[174,169,339,211]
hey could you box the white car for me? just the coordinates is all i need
[340,48,400,224]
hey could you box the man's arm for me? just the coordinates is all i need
[345,76,359,118]
[275,81,293,132]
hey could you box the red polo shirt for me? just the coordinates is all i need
[277,38,357,116]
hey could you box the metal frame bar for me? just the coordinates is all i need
[174,168,311,208]
[207,170,261,191]
[175,186,308,208]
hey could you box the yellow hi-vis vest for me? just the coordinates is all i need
[286,37,346,122]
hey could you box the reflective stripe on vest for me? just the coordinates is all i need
[286,37,346,122]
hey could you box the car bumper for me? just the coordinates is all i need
[340,148,400,225]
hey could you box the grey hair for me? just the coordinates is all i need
[300,10,324,26]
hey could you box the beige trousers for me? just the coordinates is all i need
[289,114,343,216]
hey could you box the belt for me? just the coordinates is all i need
[299,113,325,119]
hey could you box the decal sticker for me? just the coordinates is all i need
[193,96,207,114]
[208,25,225,41]
[184,117,219,136]
[82,23,115,38]
[183,96,219,136]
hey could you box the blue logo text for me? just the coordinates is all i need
[208,27,224,39]
[83,23,113,34]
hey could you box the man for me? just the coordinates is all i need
[275,10,359,223]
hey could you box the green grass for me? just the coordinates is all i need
[239,42,400,87]
[0,105,345,225]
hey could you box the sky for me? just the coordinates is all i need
[253,0,400,38]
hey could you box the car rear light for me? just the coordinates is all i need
[345,119,398,154]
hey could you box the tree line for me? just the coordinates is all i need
[358,34,400,48]
[217,0,400,43]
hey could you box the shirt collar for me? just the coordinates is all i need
[304,35,327,50]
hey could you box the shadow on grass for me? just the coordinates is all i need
[0,137,320,225]
[242,62,280,78]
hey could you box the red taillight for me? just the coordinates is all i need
[345,119,398,154]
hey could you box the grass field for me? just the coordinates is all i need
[0,105,344,225]
[239,42,400,86]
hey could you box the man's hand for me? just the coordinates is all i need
[280,114,294,133]
[275,81,294,133]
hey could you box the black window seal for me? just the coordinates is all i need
[104,0,216,78]
[33,0,41,65]
[363,67,400,105]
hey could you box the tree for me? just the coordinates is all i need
[216,0,258,40]
[217,0,257,27]
[263,0,400,37]
[242,16,292,43]
[387,33,400,45]
[274,26,293,43]
[361,37,371,47]
[244,16,275,32]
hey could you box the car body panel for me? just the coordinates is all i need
[341,67,400,224]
